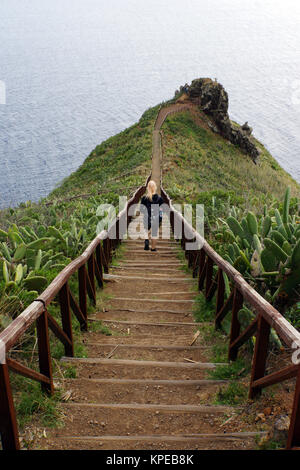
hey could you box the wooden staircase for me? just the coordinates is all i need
[39,222,263,450]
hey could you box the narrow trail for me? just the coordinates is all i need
[39,103,263,450]
[152,102,194,194]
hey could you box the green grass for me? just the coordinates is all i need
[12,375,62,430]
[256,436,286,450]
[209,358,249,380]
[162,111,299,211]
[193,292,216,322]
[214,381,248,406]
[63,365,77,379]
[89,320,112,336]
[96,290,114,314]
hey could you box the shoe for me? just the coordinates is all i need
[151,248,157,252]
[144,240,149,251]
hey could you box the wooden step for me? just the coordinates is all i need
[117,259,186,268]
[103,273,194,282]
[75,377,224,385]
[118,254,179,259]
[110,297,195,303]
[51,431,265,443]
[89,319,198,330]
[83,341,207,362]
[46,432,265,450]
[123,240,178,244]
[102,307,194,314]
[107,294,195,301]
[94,311,194,324]
[112,266,184,271]
[63,402,231,413]
[85,334,201,346]
[97,319,201,327]
[61,359,216,380]
[123,248,179,252]
[60,377,227,405]
[46,403,241,446]
[110,269,189,277]
[90,319,201,336]
[106,298,195,315]
[84,343,206,351]
[123,246,178,251]
[61,357,224,369]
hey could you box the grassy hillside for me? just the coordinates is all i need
[160,106,300,326]
[161,110,299,210]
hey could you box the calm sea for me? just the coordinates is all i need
[0,0,300,208]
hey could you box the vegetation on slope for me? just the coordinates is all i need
[162,109,300,313]
[162,111,299,209]
[0,104,157,440]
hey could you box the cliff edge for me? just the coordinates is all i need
[175,78,260,163]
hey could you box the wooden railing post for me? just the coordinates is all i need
[36,309,54,394]
[108,238,113,263]
[287,366,300,449]
[58,282,74,357]
[96,245,103,280]
[215,269,225,319]
[170,211,174,234]
[198,251,207,291]
[205,257,214,298]
[215,290,234,330]
[102,239,109,273]
[198,249,205,274]
[115,219,120,243]
[95,246,104,288]
[228,287,243,361]
[249,313,271,398]
[187,250,192,268]
[78,265,87,321]
[181,220,186,253]
[86,263,96,306]
[100,241,108,274]
[88,254,96,299]
[0,363,20,450]
[192,251,200,278]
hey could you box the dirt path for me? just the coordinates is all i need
[34,102,266,450]
[152,102,195,194]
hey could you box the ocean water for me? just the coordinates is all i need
[0,0,300,208]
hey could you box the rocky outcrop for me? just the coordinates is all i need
[176,78,260,163]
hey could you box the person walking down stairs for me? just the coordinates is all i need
[140,180,164,252]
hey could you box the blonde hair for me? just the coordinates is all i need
[146,180,157,201]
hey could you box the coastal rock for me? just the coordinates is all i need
[241,121,253,135]
[181,78,260,163]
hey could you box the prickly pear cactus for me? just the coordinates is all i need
[214,187,300,307]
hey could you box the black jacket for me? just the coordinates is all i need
[141,194,163,215]
[140,194,164,228]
